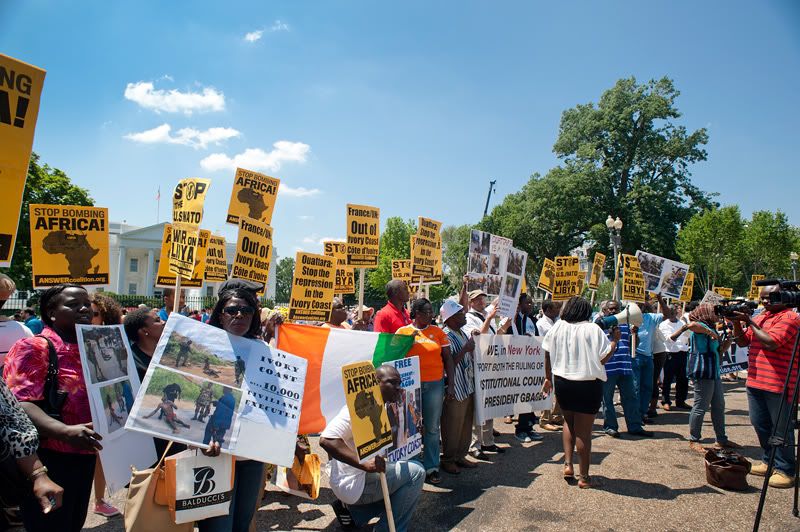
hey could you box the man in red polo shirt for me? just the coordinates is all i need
[731,283,800,489]
[373,280,411,333]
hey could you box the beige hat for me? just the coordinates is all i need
[468,289,488,301]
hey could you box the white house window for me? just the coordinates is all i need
[206,286,214,298]
[128,283,137,295]
[130,258,139,272]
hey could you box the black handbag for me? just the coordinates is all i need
[32,336,68,421]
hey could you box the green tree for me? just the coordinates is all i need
[741,210,799,280]
[675,206,745,292]
[366,217,416,303]
[1,153,94,290]
[441,224,472,286]
[275,257,295,303]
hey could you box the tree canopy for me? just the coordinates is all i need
[274,256,295,303]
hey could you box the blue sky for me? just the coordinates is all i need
[2,1,799,260]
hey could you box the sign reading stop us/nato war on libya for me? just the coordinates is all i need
[226,168,280,226]
[204,235,229,283]
[232,217,273,294]
[157,224,210,288]
[342,361,393,462]
[679,272,695,303]
[288,252,336,322]
[168,222,202,280]
[0,54,46,268]
[622,254,646,303]
[323,241,355,294]
[346,204,380,267]
[552,256,580,302]
[29,205,109,287]
[172,178,211,225]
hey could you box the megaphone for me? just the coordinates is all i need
[600,303,643,329]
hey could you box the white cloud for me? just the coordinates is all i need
[244,30,263,42]
[124,123,240,149]
[200,141,311,172]
[280,184,321,197]
[269,20,290,32]
[124,81,225,115]
[301,234,342,245]
[297,215,313,220]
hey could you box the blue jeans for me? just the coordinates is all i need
[747,386,796,476]
[602,373,643,432]
[688,376,727,443]
[198,459,265,532]
[348,461,426,532]
[420,379,444,473]
[631,355,654,421]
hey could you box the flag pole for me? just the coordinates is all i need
[357,268,366,321]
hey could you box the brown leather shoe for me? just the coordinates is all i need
[456,459,478,469]
[440,462,460,475]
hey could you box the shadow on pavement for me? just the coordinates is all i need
[591,476,719,499]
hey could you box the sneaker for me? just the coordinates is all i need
[515,432,532,443]
[426,471,442,485]
[604,428,621,438]
[94,500,121,518]
[481,444,505,454]
[768,471,794,489]
[750,462,769,477]
[527,430,544,441]
[470,449,490,460]
[628,429,654,438]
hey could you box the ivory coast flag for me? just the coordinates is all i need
[277,323,415,434]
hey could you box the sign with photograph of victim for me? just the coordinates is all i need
[226,167,280,226]
[0,53,46,268]
[288,252,336,322]
[29,204,109,287]
[346,204,380,267]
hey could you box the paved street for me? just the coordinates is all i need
[85,380,798,531]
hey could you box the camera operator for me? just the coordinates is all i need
[729,283,800,489]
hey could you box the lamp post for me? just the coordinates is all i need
[606,215,623,300]
[791,251,798,281]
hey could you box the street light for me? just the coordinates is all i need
[606,216,623,300]
[791,251,798,281]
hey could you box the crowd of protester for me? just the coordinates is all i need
[0,270,798,531]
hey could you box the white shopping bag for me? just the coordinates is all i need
[169,451,235,524]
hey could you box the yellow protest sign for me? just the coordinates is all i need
[537,258,556,294]
[346,204,380,267]
[29,205,109,287]
[156,224,210,287]
[204,235,229,283]
[226,167,280,226]
[621,254,646,303]
[552,256,580,301]
[289,252,336,322]
[588,252,606,290]
[748,275,765,301]
[0,54,46,267]
[323,240,355,295]
[342,361,393,462]
[679,272,695,303]
[172,178,211,225]
[232,217,273,294]
[411,217,441,280]
[168,223,202,279]
[392,259,411,282]
[713,286,733,299]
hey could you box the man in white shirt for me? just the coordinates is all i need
[320,365,424,532]
[537,300,563,430]
[659,303,692,410]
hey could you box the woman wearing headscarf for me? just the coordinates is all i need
[3,284,103,531]
[670,303,740,453]
[542,296,620,489]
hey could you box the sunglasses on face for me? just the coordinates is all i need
[222,305,255,316]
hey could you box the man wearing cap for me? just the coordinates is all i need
[440,299,480,474]
[374,280,411,334]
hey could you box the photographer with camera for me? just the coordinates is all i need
[729,282,800,489]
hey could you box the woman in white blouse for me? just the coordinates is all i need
[542,296,620,489]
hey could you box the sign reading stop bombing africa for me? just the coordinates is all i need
[342,361,393,462]
[29,205,109,288]
[1,54,46,268]
[226,167,280,226]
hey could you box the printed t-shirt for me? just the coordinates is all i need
[746,308,800,395]
[541,320,610,382]
[444,327,475,401]
[3,326,93,454]
[321,406,365,505]
[396,324,450,382]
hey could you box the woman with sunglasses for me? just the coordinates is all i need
[3,284,103,531]
[396,298,456,485]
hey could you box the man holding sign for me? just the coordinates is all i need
[321,365,425,532]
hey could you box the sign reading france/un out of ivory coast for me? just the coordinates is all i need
[126,314,307,467]
[473,334,552,424]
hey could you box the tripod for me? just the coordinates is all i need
[753,326,800,531]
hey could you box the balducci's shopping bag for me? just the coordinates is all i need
[165,451,235,524]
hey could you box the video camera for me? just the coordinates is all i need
[714,299,758,318]
[755,279,800,307]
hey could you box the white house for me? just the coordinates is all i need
[100,221,277,300]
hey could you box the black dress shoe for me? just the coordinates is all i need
[481,444,505,454]
[629,429,654,437]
